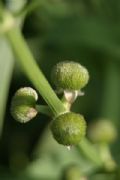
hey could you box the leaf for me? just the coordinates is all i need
[0,37,14,136]
[45,16,120,59]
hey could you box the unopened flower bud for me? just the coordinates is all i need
[62,164,82,180]
[11,87,38,123]
[88,119,117,144]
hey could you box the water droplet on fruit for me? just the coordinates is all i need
[67,146,71,151]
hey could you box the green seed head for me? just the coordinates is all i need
[51,61,89,90]
[11,87,38,123]
[88,119,117,144]
[50,112,87,145]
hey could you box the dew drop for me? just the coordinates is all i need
[66,146,71,151]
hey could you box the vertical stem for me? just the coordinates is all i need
[6,27,66,117]
[0,38,14,136]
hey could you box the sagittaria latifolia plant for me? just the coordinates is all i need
[11,61,89,146]
[0,2,118,177]
[1,1,89,147]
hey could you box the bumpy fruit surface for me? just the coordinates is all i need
[88,119,117,144]
[11,87,38,123]
[51,61,89,90]
[50,112,86,145]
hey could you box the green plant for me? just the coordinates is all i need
[0,1,119,180]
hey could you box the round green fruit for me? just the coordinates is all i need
[50,112,87,145]
[51,61,89,90]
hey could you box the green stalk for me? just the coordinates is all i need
[77,138,103,166]
[5,27,66,117]
[36,105,52,117]
[99,143,117,172]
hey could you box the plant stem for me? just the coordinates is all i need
[99,143,117,172]
[5,27,66,117]
[77,138,103,166]
[36,105,52,117]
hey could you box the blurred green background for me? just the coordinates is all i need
[0,0,120,179]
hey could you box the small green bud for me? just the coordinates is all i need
[50,112,86,145]
[88,119,117,144]
[51,61,89,90]
[62,164,81,180]
[11,87,38,123]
